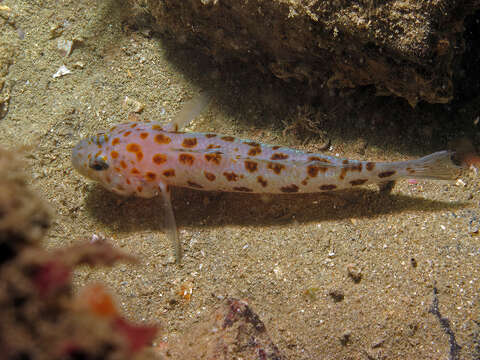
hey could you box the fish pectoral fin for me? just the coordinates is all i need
[158,182,182,264]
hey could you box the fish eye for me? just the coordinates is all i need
[89,157,109,171]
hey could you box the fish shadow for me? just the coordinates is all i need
[84,184,468,233]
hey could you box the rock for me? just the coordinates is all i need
[127,0,480,106]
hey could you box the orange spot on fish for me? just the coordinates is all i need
[145,172,156,181]
[280,184,299,193]
[223,171,239,182]
[350,179,368,186]
[366,162,375,171]
[112,138,120,145]
[207,144,221,149]
[182,138,198,148]
[111,151,119,159]
[120,161,127,169]
[205,152,222,164]
[179,153,195,166]
[205,133,217,138]
[152,154,167,165]
[131,168,140,175]
[221,136,235,142]
[126,143,141,153]
[244,160,258,172]
[140,132,149,139]
[271,153,289,160]
[163,169,175,177]
[308,156,332,164]
[267,162,285,175]
[378,170,396,178]
[152,124,163,131]
[204,171,216,181]
[257,176,268,187]
[123,131,132,137]
[154,134,171,144]
[248,147,262,156]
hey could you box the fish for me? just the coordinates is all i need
[72,96,461,263]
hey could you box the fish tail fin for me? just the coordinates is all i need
[403,151,462,181]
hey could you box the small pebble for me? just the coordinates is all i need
[328,288,344,302]
[347,264,362,283]
[340,330,351,345]
[52,65,71,78]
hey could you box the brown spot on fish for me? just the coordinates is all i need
[126,143,141,153]
[111,151,119,159]
[110,126,117,132]
[182,137,198,148]
[126,179,131,185]
[248,147,262,156]
[257,176,268,187]
[271,153,289,160]
[280,184,299,193]
[123,131,132,137]
[136,152,143,161]
[105,176,111,184]
[120,160,127,169]
[378,170,396,178]
[154,134,171,144]
[205,152,222,165]
[204,171,216,181]
[152,125,163,131]
[233,186,253,192]
[179,153,195,166]
[350,179,368,186]
[267,162,285,174]
[205,133,217,138]
[366,162,375,171]
[130,123,137,128]
[307,165,327,177]
[244,160,258,172]
[406,167,415,174]
[309,156,332,163]
[153,153,167,165]
[350,163,362,172]
[339,168,347,180]
[244,141,260,147]
[342,159,349,164]
[187,181,203,189]
[114,167,121,173]
[163,169,175,177]
[131,168,140,175]
[221,136,235,142]
[112,138,120,145]
[145,172,156,181]
[207,144,221,149]
[272,146,281,150]
[137,186,143,193]
[140,132,149,139]
[223,171,239,182]
[320,184,337,191]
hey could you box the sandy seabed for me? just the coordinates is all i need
[0,1,479,359]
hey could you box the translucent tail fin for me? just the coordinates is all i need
[404,151,462,181]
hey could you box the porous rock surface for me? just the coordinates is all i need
[130,0,480,106]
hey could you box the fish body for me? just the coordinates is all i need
[72,121,458,198]
[72,120,460,263]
